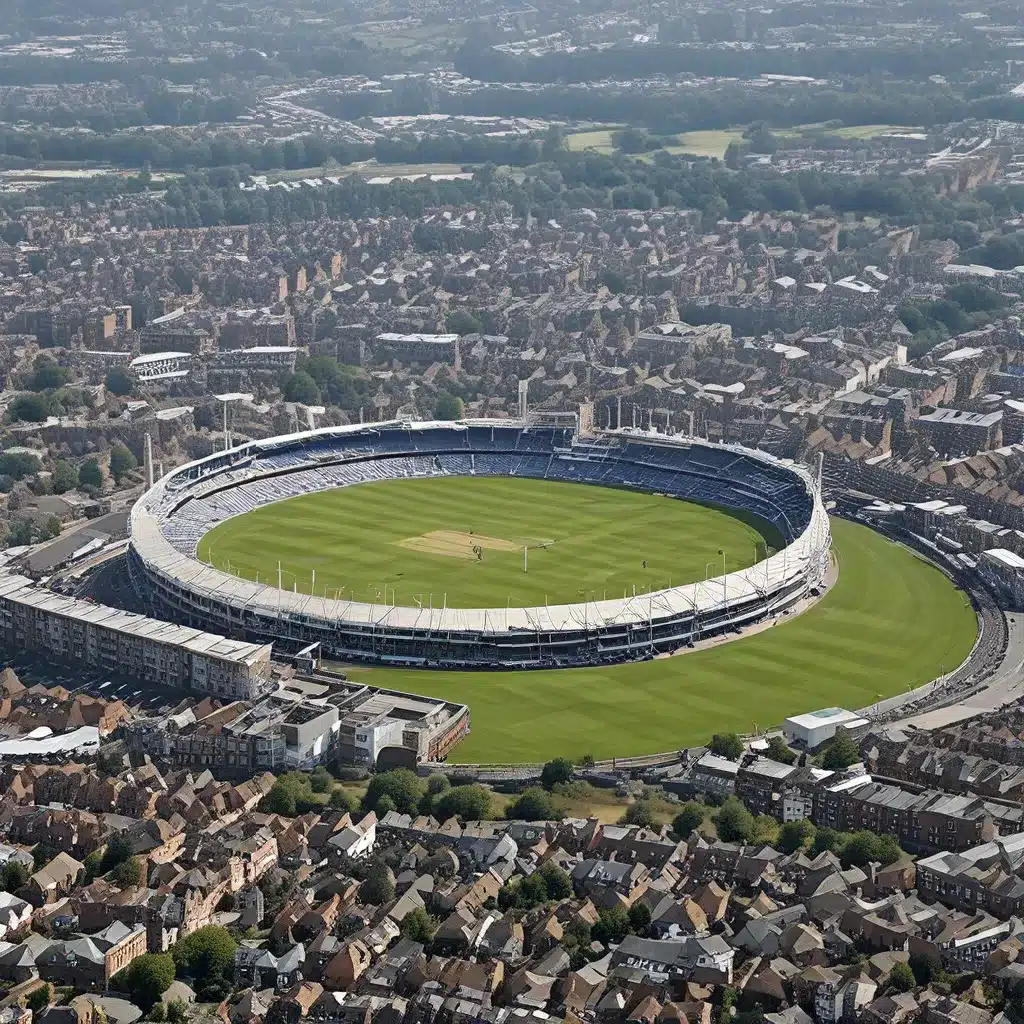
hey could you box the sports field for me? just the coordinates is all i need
[345,518,978,762]
[197,477,777,608]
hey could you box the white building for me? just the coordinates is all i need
[783,707,868,750]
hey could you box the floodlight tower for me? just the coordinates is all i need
[214,392,254,452]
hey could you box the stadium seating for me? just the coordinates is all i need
[135,423,828,669]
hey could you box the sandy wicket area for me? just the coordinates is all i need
[397,529,521,559]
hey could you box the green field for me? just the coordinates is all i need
[198,477,775,608]
[346,519,977,762]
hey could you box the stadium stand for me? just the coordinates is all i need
[129,421,830,669]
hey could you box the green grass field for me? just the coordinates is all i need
[346,519,977,762]
[197,477,775,608]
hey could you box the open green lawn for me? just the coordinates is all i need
[197,477,774,608]
[666,129,747,159]
[566,128,622,154]
[346,519,978,762]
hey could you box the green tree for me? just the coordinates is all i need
[171,925,236,988]
[888,960,915,993]
[433,392,464,421]
[778,819,816,854]
[30,355,70,391]
[592,906,631,945]
[109,443,138,484]
[262,781,296,816]
[400,906,438,943]
[810,827,841,857]
[101,833,135,873]
[709,733,744,760]
[628,900,652,935]
[620,800,656,828]
[51,460,78,494]
[751,814,779,846]
[820,730,860,772]
[26,984,52,1012]
[283,371,319,404]
[359,864,396,906]
[105,366,135,396]
[541,757,574,790]
[0,859,29,892]
[361,769,426,815]
[446,310,483,336]
[673,803,705,837]
[714,797,754,843]
[766,736,796,764]
[310,766,333,793]
[328,788,353,811]
[113,953,175,1010]
[79,458,103,489]
[8,393,51,423]
[166,1000,187,1024]
[839,830,879,868]
[112,856,144,888]
[505,787,557,821]
[909,953,948,986]
[432,784,492,822]
[537,862,573,900]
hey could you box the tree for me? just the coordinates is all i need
[0,859,28,892]
[166,1001,187,1024]
[101,833,135,873]
[751,814,779,846]
[709,733,744,760]
[359,864,396,906]
[765,736,796,765]
[432,784,492,822]
[505,787,557,821]
[672,803,705,838]
[310,766,333,793]
[715,797,754,843]
[778,819,816,854]
[26,985,52,1012]
[51,460,78,494]
[262,781,297,816]
[171,926,236,995]
[109,443,138,484]
[909,953,948,986]
[79,458,103,489]
[820,731,860,772]
[113,953,175,1010]
[433,392,464,421]
[620,800,656,828]
[112,856,144,888]
[361,769,425,815]
[888,960,915,993]
[810,827,841,857]
[592,906,631,945]
[446,310,483,336]
[538,862,573,900]
[283,371,319,404]
[105,366,135,396]
[628,900,652,935]
[401,906,438,943]
[8,393,51,423]
[30,355,70,391]
[328,788,353,811]
[541,757,574,790]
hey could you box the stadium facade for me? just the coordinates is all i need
[128,421,831,670]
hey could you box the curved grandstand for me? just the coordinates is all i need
[128,421,831,669]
